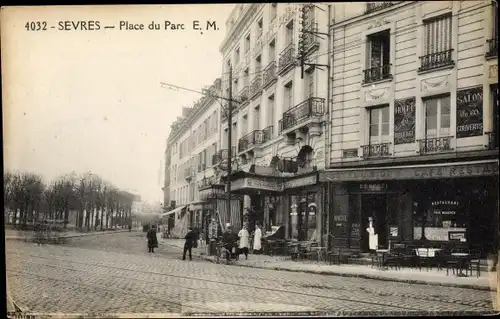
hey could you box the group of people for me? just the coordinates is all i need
[145,222,264,262]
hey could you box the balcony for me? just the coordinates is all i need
[361,142,391,158]
[238,130,264,153]
[418,136,454,154]
[418,49,454,73]
[302,20,320,55]
[486,132,499,150]
[184,167,195,181]
[279,97,325,134]
[262,126,274,143]
[198,175,224,192]
[363,64,392,84]
[254,36,263,58]
[486,37,498,58]
[250,75,263,99]
[365,2,394,14]
[238,86,250,104]
[214,147,237,165]
[278,43,296,75]
[263,61,277,88]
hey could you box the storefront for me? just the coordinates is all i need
[320,159,499,256]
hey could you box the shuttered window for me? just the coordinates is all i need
[424,14,452,55]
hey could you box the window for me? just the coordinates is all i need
[369,106,390,143]
[286,20,294,46]
[267,95,275,127]
[420,14,453,71]
[269,39,276,62]
[202,149,207,170]
[257,18,263,38]
[255,56,262,74]
[245,34,251,53]
[487,1,498,57]
[244,69,249,87]
[254,105,260,130]
[305,71,315,98]
[490,84,499,148]
[424,96,451,138]
[365,30,391,83]
[235,47,240,64]
[232,122,238,148]
[270,3,277,22]
[284,81,293,110]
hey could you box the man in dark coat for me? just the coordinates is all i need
[183,227,197,261]
[146,225,158,253]
[222,225,237,261]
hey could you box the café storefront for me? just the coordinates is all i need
[320,159,499,257]
[227,169,326,244]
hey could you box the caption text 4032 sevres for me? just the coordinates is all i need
[23,20,219,33]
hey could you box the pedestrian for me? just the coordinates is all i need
[147,225,158,253]
[222,224,237,261]
[253,223,262,254]
[237,224,250,260]
[183,227,197,261]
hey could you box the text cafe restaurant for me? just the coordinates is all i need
[319,87,499,257]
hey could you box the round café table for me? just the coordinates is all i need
[451,253,470,277]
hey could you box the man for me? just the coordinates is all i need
[147,225,158,253]
[222,224,237,261]
[183,227,197,261]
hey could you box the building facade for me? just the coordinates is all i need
[163,79,222,237]
[214,3,331,243]
[318,1,498,256]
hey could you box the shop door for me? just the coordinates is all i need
[297,193,317,241]
[361,194,388,251]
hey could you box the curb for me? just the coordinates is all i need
[5,229,130,241]
[163,243,495,292]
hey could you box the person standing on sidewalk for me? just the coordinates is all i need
[238,225,250,260]
[147,225,158,253]
[183,227,197,261]
[253,224,262,255]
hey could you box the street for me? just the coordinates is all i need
[6,231,497,316]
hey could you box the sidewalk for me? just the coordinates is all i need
[160,238,497,292]
[5,228,130,241]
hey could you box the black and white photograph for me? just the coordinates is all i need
[2,2,499,317]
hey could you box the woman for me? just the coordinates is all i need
[238,225,250,260]
[147,225,158,253]
[253,223,262,254]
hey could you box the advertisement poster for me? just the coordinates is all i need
[394,97,416,145]
[456,86,483,138]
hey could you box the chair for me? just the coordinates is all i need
[384,251,403,270]
[416,248,434,271]
[327,247,342,265]
[303,242,319,261]
[467,249,481,278]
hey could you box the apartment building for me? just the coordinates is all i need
[163,79,222,235]
[214,3,331,242]
[318,1,498,255]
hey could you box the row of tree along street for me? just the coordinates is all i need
[4,171,135,231]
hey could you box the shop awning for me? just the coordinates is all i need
[319,159,499,182]
[161,205,187,217]
[189,201,207,211]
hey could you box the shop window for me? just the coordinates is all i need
[424,96,451,138]
[369,105,390,144]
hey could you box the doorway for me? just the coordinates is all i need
[289,192,317,241]
[360,194,388,252]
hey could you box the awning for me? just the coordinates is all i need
[161,205,187,217]
[189,200,207,211]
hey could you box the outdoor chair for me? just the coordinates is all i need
[327,247,342,265]
[302,242,319,261]
[467,249,482,277]
[291,243,308,261]
[445,247,470,276]
[416,248,435,271]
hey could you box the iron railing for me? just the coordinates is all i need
[418,136,453,154]
[262,126,273,143]
[303,20,320,53]
[418,49,454,72]
[278,43,295,74]
[250,74,263,98]
[279,97,325,133]
[486,37,498,58]
[365,2,394,14]
[238,86,249,103]
[184,167,195,180]
[363,64,392,84]
[361,142,391,158]
[238,130,264,153]
[263,61,277,87]
[197,175,223,190]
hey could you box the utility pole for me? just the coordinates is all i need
[226,64,233,229]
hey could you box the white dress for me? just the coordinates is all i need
[238,229,250,249]
[253,228,262,251]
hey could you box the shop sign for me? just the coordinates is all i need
[390,227,398,237]
[456,87,483,138]
[247,178,282,191]
[334,215,347,222]
[359,183,388,192]
[342,148,358,158]
[394,97,416,145]
[283,175,317,189]
[320,160,499,182]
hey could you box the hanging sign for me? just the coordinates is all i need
[456,87,483,138]
[394,97,416,145]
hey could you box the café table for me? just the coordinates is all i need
[310,246,327,262]
[375,249,390,269]
[415,248,442,258]
[451,253,470,277]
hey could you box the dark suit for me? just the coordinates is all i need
[183,230,197,260]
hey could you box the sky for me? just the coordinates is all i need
[2,4,235,203]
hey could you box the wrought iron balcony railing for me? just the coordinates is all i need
[302,20,320,53]
[263,61,277,87]
[238,86,249,103]
[363,64,392,84]
[418,136,453,154]
[279,97,325,133]
[262,126,273,143]
[418,49,454,72]
[361,142,391,158]
[278,43,296,75]
[486,132,499,149]
[184,167,195,180]
[238,130,264,153]
[486,37,498,58]
[250,74,263,99]
[365,2,394,14]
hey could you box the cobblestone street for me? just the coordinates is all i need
[6,231,497,316]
